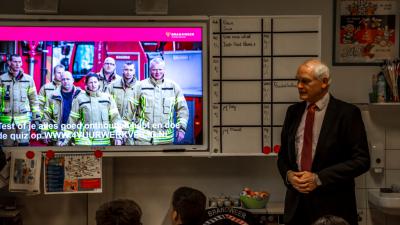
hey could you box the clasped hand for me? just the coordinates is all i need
[287,171,318,194]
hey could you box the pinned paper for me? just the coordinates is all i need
[9,151,41,194]
[44,153,102,194]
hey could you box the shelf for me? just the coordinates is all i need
[2,149,279,158]
[265,202,284,214]
[369,102,400,106]
[103,151,211,157]
[210,153,277,157]
[208,202,284,215]
[0,208,20,218]
[246,202,284,214]
[369,102,400,110]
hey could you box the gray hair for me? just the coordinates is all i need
[149,57,165,69]
[313,62,331,85]
[301,59,332,85]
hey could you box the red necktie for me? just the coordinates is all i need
[301,103,317,171]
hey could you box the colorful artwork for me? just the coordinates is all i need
[335,0,398,64]
[9,151,41,193]
[44,153,102,194]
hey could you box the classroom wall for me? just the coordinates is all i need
[112,157,284,225]
[0,0,399,225]
[361,106,400,225]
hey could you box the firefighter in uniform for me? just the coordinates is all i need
[59,73,122,146]
[0,54,40,146]
[97,57,120,92]
[135,57,189,145]
[108,62,140,145]
[37,64,65,115]
[42,71,81,145]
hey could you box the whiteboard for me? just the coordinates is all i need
[210,16,321,155]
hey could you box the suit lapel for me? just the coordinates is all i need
[290,102,307,164]
[292,102,306,134]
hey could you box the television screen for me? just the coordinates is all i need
[0,17,208,152]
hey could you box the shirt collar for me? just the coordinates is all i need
[86,88,100,97]
[99,70,116,83]
[53,80,61,86]
[122,77,136,88]
[150,76,164,86]
[307,92,330,111]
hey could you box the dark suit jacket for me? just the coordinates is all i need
[277,96,370,225]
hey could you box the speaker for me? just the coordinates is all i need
[136,0,168,15]
[24,0,59,14]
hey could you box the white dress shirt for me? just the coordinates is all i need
[295,93,330,171]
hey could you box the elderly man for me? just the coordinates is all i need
[277,59,370,225]
[135,57,189,145]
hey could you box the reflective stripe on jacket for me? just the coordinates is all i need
[135,77,188,145]
[108,78,140,131]
[38,81,60,116]
[97,69,120,93]
[0,72,39,124]
[42,86,81,138]
[64,89,121,145]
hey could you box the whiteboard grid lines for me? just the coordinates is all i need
[212,55,319,58]
[210,16,321,155]
[212,30,319,35]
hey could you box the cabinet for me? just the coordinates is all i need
[248,202,284,225]
[0,209,22,225]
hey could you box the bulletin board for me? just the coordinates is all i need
[209,16,321,155]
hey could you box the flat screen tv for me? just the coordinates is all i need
[0,16,208,152]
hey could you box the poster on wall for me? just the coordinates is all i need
[9,151,42,194]
[334,0,398,65]
[44,153,102,194]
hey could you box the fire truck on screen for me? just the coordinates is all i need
[0,40,203,145]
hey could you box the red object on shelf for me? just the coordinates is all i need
[26,151,35,159]
[46,150,55,159]
[273,145,281,153]
[262,146,271,154]
[94,150,103,158]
